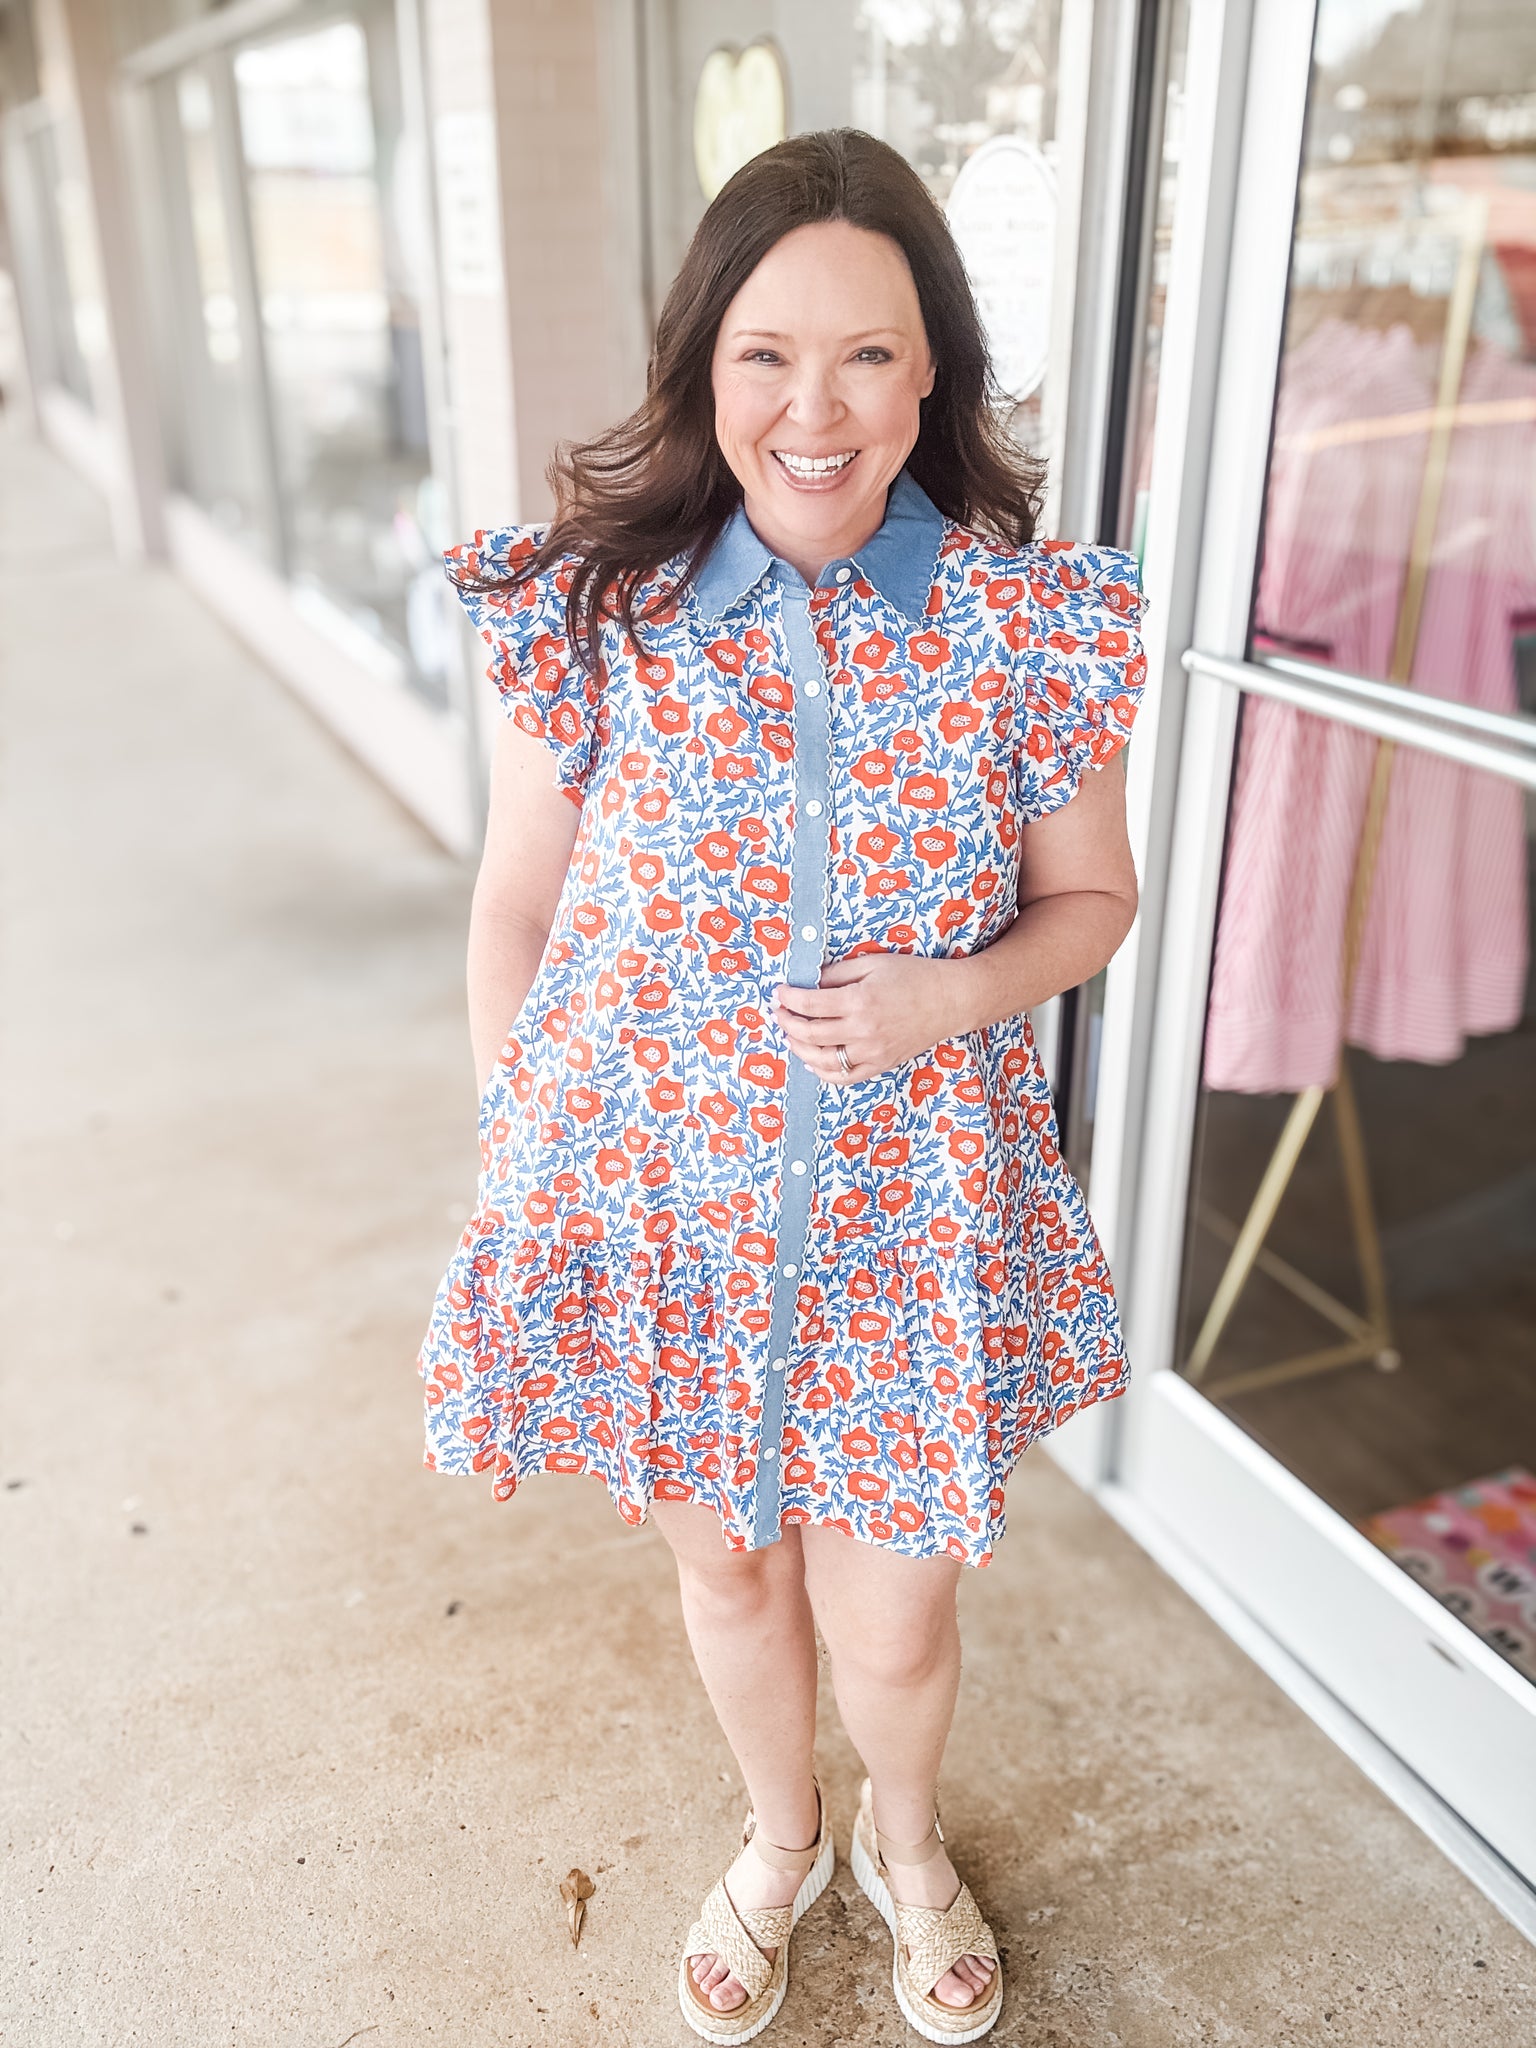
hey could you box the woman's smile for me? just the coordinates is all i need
[771,448,861,488]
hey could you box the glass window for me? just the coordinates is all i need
[1176,3,1536,1694]
[854,1,1065,452]
[13,113,109,410]
[1178,722,1535,1689]
[233,12,444,698]
[163,61,272,553]
[1179,1,1536,1695]
[1251,0,1536,724]
[11,117,94,406]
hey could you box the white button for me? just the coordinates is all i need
[803,680,821,697]
[761,1445,778,1460]
[834,565,852,583]
[781,1262,798,1277]
[804,800,823,817]
[789,1158,808,1174]
[801,924,818,941]
[770,1356,786,1373]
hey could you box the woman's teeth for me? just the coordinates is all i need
[773,451,857,478]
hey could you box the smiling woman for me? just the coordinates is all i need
[423,128,1147,2047]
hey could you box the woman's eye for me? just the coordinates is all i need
[744,350,782,365]
[855,348,893,363]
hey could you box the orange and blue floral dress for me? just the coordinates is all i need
[418,470,1148,1566]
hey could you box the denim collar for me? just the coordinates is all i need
[692,468,946,625]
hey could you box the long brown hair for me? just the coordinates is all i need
[479,127,1046,671]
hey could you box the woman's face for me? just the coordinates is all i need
[710,220,937,574]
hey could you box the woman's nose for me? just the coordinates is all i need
[786,378,844,431]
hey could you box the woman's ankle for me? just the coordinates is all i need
[743,1773,821,1854]
[868,1778,942,1851]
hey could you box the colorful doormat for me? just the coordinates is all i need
[1361,1468,1536,1685]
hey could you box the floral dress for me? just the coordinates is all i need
[417,470,1148,1566]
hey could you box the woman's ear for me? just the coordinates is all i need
[919,352,937,400]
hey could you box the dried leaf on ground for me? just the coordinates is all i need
[560,1866,596,1946]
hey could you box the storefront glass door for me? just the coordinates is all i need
[1118,0,1536,1900]
[1184,0,1536,1672]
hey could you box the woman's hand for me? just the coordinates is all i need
[772,952,974,1082]
[771,760,1141,1084]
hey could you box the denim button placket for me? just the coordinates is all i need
[751,562,835,1546]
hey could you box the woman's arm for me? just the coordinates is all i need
[467,719,583,1091]
[947,750,1139,1033]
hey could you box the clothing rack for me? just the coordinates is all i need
[1183,196,1487,1401]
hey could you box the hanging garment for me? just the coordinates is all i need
[1203,321,1534,1094]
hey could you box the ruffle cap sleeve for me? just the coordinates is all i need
[1007,541,1148,821]
[442,525,602,806]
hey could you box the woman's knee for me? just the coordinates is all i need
[825,1606,955,1691]
[803,1529,960,1688]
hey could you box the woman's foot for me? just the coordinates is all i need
[878,1828,998,2010]
[686,1785,824,2013]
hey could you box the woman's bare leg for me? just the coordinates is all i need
[651,1501,821,2013]
[799,1523,996,2010]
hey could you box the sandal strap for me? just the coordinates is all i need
[737,1904,794,1949]
[874,1815,946,1866]
[684,1880,781,2005]
[743,1778,825,1872]
[893,1882,999,2004]
[746,1829,820,1873]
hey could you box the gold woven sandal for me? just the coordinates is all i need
[849,1775,1003,2043]
[677,1773,835,2043]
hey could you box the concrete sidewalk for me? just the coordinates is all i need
[2,431,1530,2048]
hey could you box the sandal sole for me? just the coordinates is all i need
[677,1827,836,2043]
[849,1813,1003,2045]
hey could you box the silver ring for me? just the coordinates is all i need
[836,1043,852,1076]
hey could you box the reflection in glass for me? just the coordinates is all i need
[854,1,1064,450]
[171,64,269,551]
[1252,0,1536,719]
[234,14,448,702]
